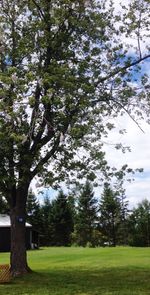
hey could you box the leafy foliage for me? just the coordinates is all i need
[0,0,150,197]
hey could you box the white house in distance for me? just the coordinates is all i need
[0,214,39,252]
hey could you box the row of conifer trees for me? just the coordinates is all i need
[1,181,150,247]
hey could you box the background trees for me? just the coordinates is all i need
[128,199,150,247]
[74,181,98,247]
[39,195,52,246]
[48,190,74,246]
[99,183,121,246]
[23,187,150,249]
[26,190,41,231]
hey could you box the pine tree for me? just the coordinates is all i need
[67,191,77,227]
[99,183,121,246]
[26,190,41,230]
[49,190,74,246]
[75,181,98,247]
[128,199,150,247]
[114,177,129,245]
[40,195,52,246]
[117,192,129,245]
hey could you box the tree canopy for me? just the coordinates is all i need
[0,0,150,194]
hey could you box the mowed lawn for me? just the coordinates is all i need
[1,247,150,295]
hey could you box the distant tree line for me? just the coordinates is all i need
[1,182,150,247]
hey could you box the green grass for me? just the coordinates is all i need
[1,247,150,294]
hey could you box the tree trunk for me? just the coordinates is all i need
[10,186,31,277]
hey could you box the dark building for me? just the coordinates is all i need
[0,214,39,252]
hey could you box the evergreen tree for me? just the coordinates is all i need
[117,192,129,245]
[114,177,129,245]
[128,199,150,247]
[40,195,52,246]
[26,190,41,230]
[49,190,74,246]
[67,191,77,228]
[99,183,121,246]
[75,181,98,247]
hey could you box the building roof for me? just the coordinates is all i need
[0,214,32,227]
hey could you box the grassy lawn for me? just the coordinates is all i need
[1,247,150,294]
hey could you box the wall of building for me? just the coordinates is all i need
[0,227,38,252]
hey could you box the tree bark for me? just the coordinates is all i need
[10,186,32,277]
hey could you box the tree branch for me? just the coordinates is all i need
[32,0,46,21]
[90,89,145,133]
[96,54,150,85]
[137,9,142,59]
[31,137,60,178]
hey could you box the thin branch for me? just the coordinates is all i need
[32,0,46,21]
[123,110,144,133]
[96,54,150,85]
[110,98,145,133]
[91,90,145,133]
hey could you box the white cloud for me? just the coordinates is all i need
[31,114,150,208]
[102,114,150,207]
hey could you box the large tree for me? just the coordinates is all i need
[0,0,150,276]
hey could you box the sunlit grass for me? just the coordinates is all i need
[1,247,150,294]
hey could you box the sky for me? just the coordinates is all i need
[102,114,150,208]
[34,114,150,209]
[105,0,150,207]
[31,0,150,208]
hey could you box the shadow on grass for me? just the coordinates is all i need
[2,266,150,295]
